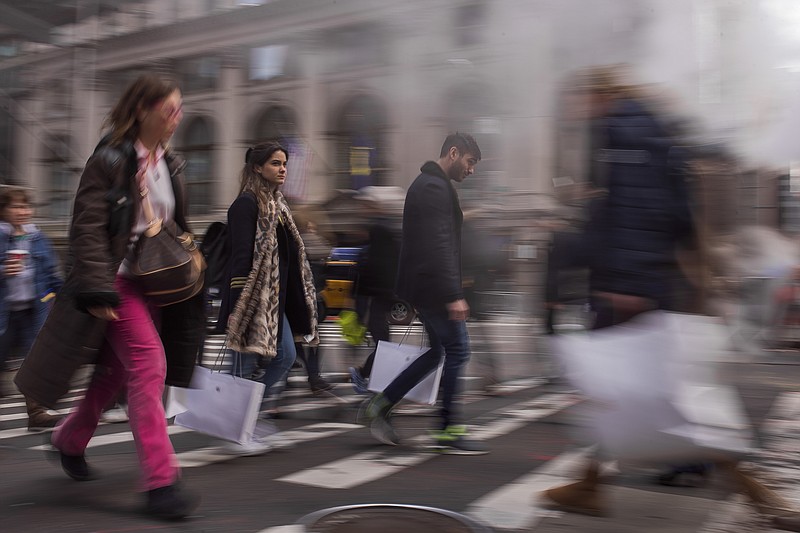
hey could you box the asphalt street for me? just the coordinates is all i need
[1,320,799,532]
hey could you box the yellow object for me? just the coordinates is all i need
[40,292,56,303]
[339,309,366,346]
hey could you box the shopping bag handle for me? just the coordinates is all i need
[397,309,424,347]
[211,341,230,373]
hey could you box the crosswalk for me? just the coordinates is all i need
[3,367,800,532]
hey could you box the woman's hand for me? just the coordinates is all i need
[88,306,119,321]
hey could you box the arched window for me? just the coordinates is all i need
[179,117,214,215]
[254,105,297,144]
[253,105,311,201]
[333,94,389,190]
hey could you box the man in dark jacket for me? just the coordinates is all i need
[358,133,487,454]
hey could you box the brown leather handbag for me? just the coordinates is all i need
[130,189,206,306]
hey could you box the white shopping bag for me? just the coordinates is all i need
[172,366,266,444]
[368,341,442,405]
[554,311,753,463]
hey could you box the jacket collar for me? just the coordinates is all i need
[420,161,449,181]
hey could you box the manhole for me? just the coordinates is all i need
[298,504,492,533]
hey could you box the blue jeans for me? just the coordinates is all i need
[230,314,297,399]
[383,305,470,429]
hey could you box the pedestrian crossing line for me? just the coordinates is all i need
[0,427,40,441]
[0,391,86,411]
[277,394,361,415]
[28,425,194,451]
[689,391,800,533]
[1,408,68,423]
[177,423,362,468]
[277,392,581,490]
[465,448,592,531]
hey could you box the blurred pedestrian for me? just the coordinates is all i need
[14,73,203,520]
[540,67,797,527]
[293,213,333,394]
[0,187,63,429]
[358,132,488,454]
[218,141,319,454]
[348,195,401,394]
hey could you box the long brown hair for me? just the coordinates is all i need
[103,73,179,145]
[239,141,289,196]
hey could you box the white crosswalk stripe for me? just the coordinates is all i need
[698,391,800,533]
[466,448,592,530]
[176,423,362,468]
[8,369,798,532]
[277,393,581,490]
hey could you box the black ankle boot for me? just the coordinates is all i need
[146,483,200,520]
[60,452,95,481]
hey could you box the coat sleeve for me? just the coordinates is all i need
[226,194,258,308]
[419,180,463,303]
[40,236,63,295]
[70,154,121,310]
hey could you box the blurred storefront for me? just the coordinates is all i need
[0,0,792,309]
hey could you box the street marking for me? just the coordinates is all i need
[278,393,581,490]
[177,423,362,468]
[698,392,800,532]
[0,392,87,411]
[466,448,592,531]
[28,425,193,450]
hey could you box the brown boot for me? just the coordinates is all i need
[723,463,795,518]
[539,461,607,517]
[774,514,800,532]
[26,397,62,432]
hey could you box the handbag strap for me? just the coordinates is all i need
[137,168,163,238]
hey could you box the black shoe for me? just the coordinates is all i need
[146,483,200,521]
[60,452,95,481]
[45,432,95,481]
[309,376,334,394]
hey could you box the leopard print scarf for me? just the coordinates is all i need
[226,189,319,357]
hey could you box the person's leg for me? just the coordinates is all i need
[304,345,332,392]
[429,310,470,431]
[53,339,125,455]
[258,314,297,393]
[15,306,37,360]
[361,296,392,376]
[0,317,10,398]
[102,277,179,491]
[12,307,62,428]
[230,350,259,378]
[381,336,443,405]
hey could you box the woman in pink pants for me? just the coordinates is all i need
[15,73,201,520]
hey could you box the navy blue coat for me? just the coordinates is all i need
[587,98,695,306]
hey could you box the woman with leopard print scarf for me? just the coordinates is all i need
[217,141,319,455]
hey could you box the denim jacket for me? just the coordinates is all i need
[0,222,63,336]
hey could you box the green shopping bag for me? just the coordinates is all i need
[339,309,367,346]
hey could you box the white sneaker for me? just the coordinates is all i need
[100,406,129,424]
[221,437,273,457]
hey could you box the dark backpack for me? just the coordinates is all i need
[200,221,230,294]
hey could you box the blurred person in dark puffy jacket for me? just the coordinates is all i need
[541,68,800,531]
